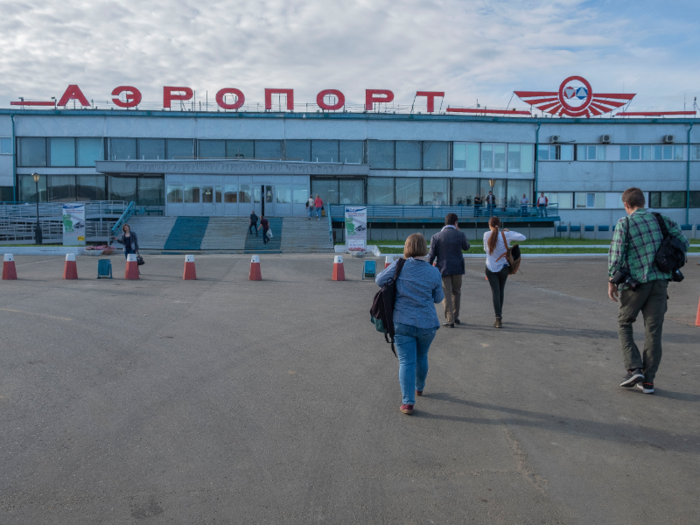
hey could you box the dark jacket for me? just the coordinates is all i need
[250,212,258,225]
[116,231,139,252]
[428,226,470,276]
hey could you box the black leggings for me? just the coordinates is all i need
[485,266,510,318]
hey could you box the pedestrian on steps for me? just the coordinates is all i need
[314,194,323,220]
[249,210,259,236]
[306,196,315,220]
[483,217,526,328]
[258,215,270,245]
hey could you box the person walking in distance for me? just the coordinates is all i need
[484,217,526,328]
[258,215,271,245]
[314,194,323,220]
[376,233,444,415]
[249,210,259,236]
[473,194,482,217]
[537,192,548,217]
[428,213,470,328]
[306,195,315,220]
[608,187,689,394]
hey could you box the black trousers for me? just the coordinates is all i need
[262,229,269,244]
[249,223,258,236]
[485,265,510,318]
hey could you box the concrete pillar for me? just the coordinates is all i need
[567,222,571,238]
[594,224,599,240]
[693,224,697,240]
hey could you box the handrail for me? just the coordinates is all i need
[110,201,136,238]
[328,203,559,219]
[327,202,333,245]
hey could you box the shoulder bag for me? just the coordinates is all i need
[370,258,407,358]
[496,231,521,275]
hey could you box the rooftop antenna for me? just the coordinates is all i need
[410,94,417,114]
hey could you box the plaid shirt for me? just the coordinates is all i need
[608,209,689,288]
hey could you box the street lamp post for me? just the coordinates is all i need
[32,172,42,245]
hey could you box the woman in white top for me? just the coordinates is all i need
[483,216,526,328]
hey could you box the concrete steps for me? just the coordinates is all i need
[201,218,248,250]
[280,217,333,252]
[124,216,177,249]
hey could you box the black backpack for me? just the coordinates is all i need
[370,258,406,358]
[652,213,687,274]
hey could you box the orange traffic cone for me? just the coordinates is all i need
[125,253,139,280]
[183,254,196,280]
[385,255,394,268]
[249,255,262,281]
[2,254,17,280]
[332,255,345,281]
[63,253,78,279]
[695,295,700,327]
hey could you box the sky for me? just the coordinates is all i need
[0,0,698,113]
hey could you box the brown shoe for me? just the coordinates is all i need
[416,390,423,396]
[400,404,414,415]
[494,317,502,328]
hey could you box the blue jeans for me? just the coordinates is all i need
[316,207,322,219]
[394,322,437,405]
[307,207,313,218]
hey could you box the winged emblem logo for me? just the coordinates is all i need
[515,76,635,117]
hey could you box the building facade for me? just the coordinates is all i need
[0,109,698,226]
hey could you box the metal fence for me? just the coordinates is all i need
[328,203,559,220]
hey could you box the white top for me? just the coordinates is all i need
[483,230,527,272]
[537,196,548,205]
[521,197,529,205]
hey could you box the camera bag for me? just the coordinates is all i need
[496,231,521,275]
[652,213,687,274]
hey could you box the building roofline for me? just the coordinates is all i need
[1,108,699,125]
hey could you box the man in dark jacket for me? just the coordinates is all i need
[249,210,259,236]
[428,213,471,327]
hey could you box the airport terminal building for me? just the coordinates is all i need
[1,87,699,239]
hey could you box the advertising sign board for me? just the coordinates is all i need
[345,206,367,254]
[62,203,86,246]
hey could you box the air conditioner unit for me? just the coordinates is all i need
[601,134,611,144]
[663,134,675,143]
[550,135,560,143]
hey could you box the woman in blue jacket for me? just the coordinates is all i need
[113,223,139,259]
[376,233,444,415]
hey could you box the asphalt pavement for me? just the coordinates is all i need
[1,253,699,524]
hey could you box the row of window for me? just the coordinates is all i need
[10,137,700,170]
[312,177,534,207]
[17,174,164,205]
[542,191,700,209]
[166,184,310,205]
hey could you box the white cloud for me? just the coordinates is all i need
[0,0,697,112]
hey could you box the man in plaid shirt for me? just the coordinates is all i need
[608,187,689,395]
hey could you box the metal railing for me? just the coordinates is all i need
[111,202,136,237]
[328,203,559,220]
[0,201,130,219]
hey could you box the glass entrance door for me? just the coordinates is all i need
[261,184,274,216]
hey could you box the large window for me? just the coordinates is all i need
[481,144,506,172]
[18,174,47,202]
[396,141,422,170]
[368,178,394,204]
[395,178,421,205]
[649,191,687,208]
[18,138,47,167]
[452,179,478,205]
[620,145,683,161]
[453,143,480,171]
[286,140,311,161]
[109,177,138,202]
[339,141,364,164]
[368,141,395,169]
[422,142,450,170]
[166,139,194,159]
[226,140,254,158]
[507,144,534,172]
[480,179,506,204]
[110,138,137,160]
[422,178,449,205]
[138,178,165,205]
[690,145,700,160]
[310,179,340,204]
[506,180,532,206]
[339,179,363,204]
[167,184,183,203]
[575,192,623,209]
[311,140,339,162]
[577,145,606,161]
[538,144,573,161]
[541,192,574,209]
[47,175,76,202]
[198,140,225,158]
[76,175,106,201]
[50,138,76,167]
[254,140,282,159]
[76,138,104,166]
[138,139,165,160]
